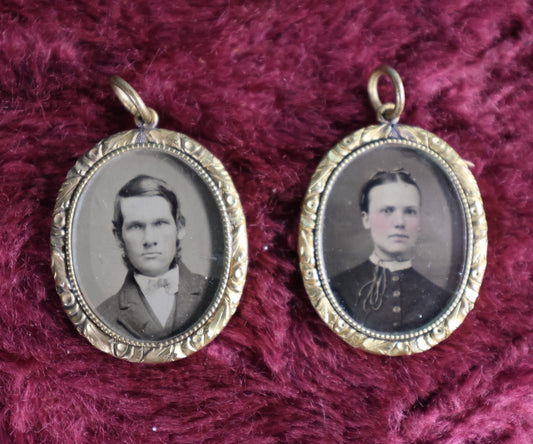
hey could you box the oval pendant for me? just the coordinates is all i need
[299,66,487,355]
[51,77,247,362]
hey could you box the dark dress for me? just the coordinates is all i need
[97,263,217,340]
[330,260,452,333]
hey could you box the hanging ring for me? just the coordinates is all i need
[110,76,159,129]
[367,65,405,123]
[376,103,398,125]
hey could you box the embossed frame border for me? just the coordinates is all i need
[51,128,247,363]
[299,124,487,355]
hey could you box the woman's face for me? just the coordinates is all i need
[362,181,421,261]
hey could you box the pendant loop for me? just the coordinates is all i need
[367,65,405,123]
[110,76,159,129]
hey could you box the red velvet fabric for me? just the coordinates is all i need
[0,1,532,442]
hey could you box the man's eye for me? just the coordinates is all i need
[381,207,394,214]
[126,223,142,230]
[405,208,418,216]
[154,220,169,227]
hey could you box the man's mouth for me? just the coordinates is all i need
[142,252,161,258]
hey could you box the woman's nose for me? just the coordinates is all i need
[393,211,406,227]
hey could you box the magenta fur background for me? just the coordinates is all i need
[0,1,532,442]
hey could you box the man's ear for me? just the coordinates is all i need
[112,223,123,245]
[176,215,186,240]
[176,225,186,241]
[362,212,370,229]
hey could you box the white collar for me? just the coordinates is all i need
[369,252,412,272]
[134,266,180,297]
[134,266,180,327]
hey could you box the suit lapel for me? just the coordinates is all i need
[172,263,203,329]
[116,274,161,338]
[116,266,205,338]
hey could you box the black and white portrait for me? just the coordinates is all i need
[70,149,226,341]
[322,144,467,334]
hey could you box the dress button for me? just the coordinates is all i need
[392,275,399,282]
[392,306,401,313]
[392,290,400,297]
[392,322,399,327]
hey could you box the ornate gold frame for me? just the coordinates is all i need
[299,123,487,355]
[51,128,247,363]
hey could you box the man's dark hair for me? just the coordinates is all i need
[359,169,421,213]
[113,175,185,271]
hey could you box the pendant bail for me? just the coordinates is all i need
[110,76,159,129]
[367,65,405,124]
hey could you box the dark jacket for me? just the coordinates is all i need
[330,260,452,333]
[97,263,215,341]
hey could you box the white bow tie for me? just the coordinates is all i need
[135,267,180,297]
[134,267,180,327]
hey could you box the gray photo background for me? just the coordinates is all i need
[322,144,466,292]
[71,149,226,309]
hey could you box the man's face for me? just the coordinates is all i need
[362,182,421,261]
[119,195,178,277]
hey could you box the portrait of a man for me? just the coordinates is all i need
[97,174,213,340]
[329,169,451,332]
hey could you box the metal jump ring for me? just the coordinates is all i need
[367,65,405,123]
[376,103,398,124]
[110,76,159,129]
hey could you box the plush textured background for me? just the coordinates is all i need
[0,1,532,442]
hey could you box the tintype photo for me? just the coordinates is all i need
[70,149,226,341]
[321,143,467,334]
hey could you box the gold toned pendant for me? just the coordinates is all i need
[299,66,487,355]
[51,77,247,363]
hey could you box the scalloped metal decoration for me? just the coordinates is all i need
[299,122,487,355]
[52,107,247,363]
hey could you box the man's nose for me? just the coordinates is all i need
[143,226,157,246]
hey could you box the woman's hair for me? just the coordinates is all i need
[359,169,420,213]
[112,175,185,270]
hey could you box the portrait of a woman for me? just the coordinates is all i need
[329,169,452,333]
